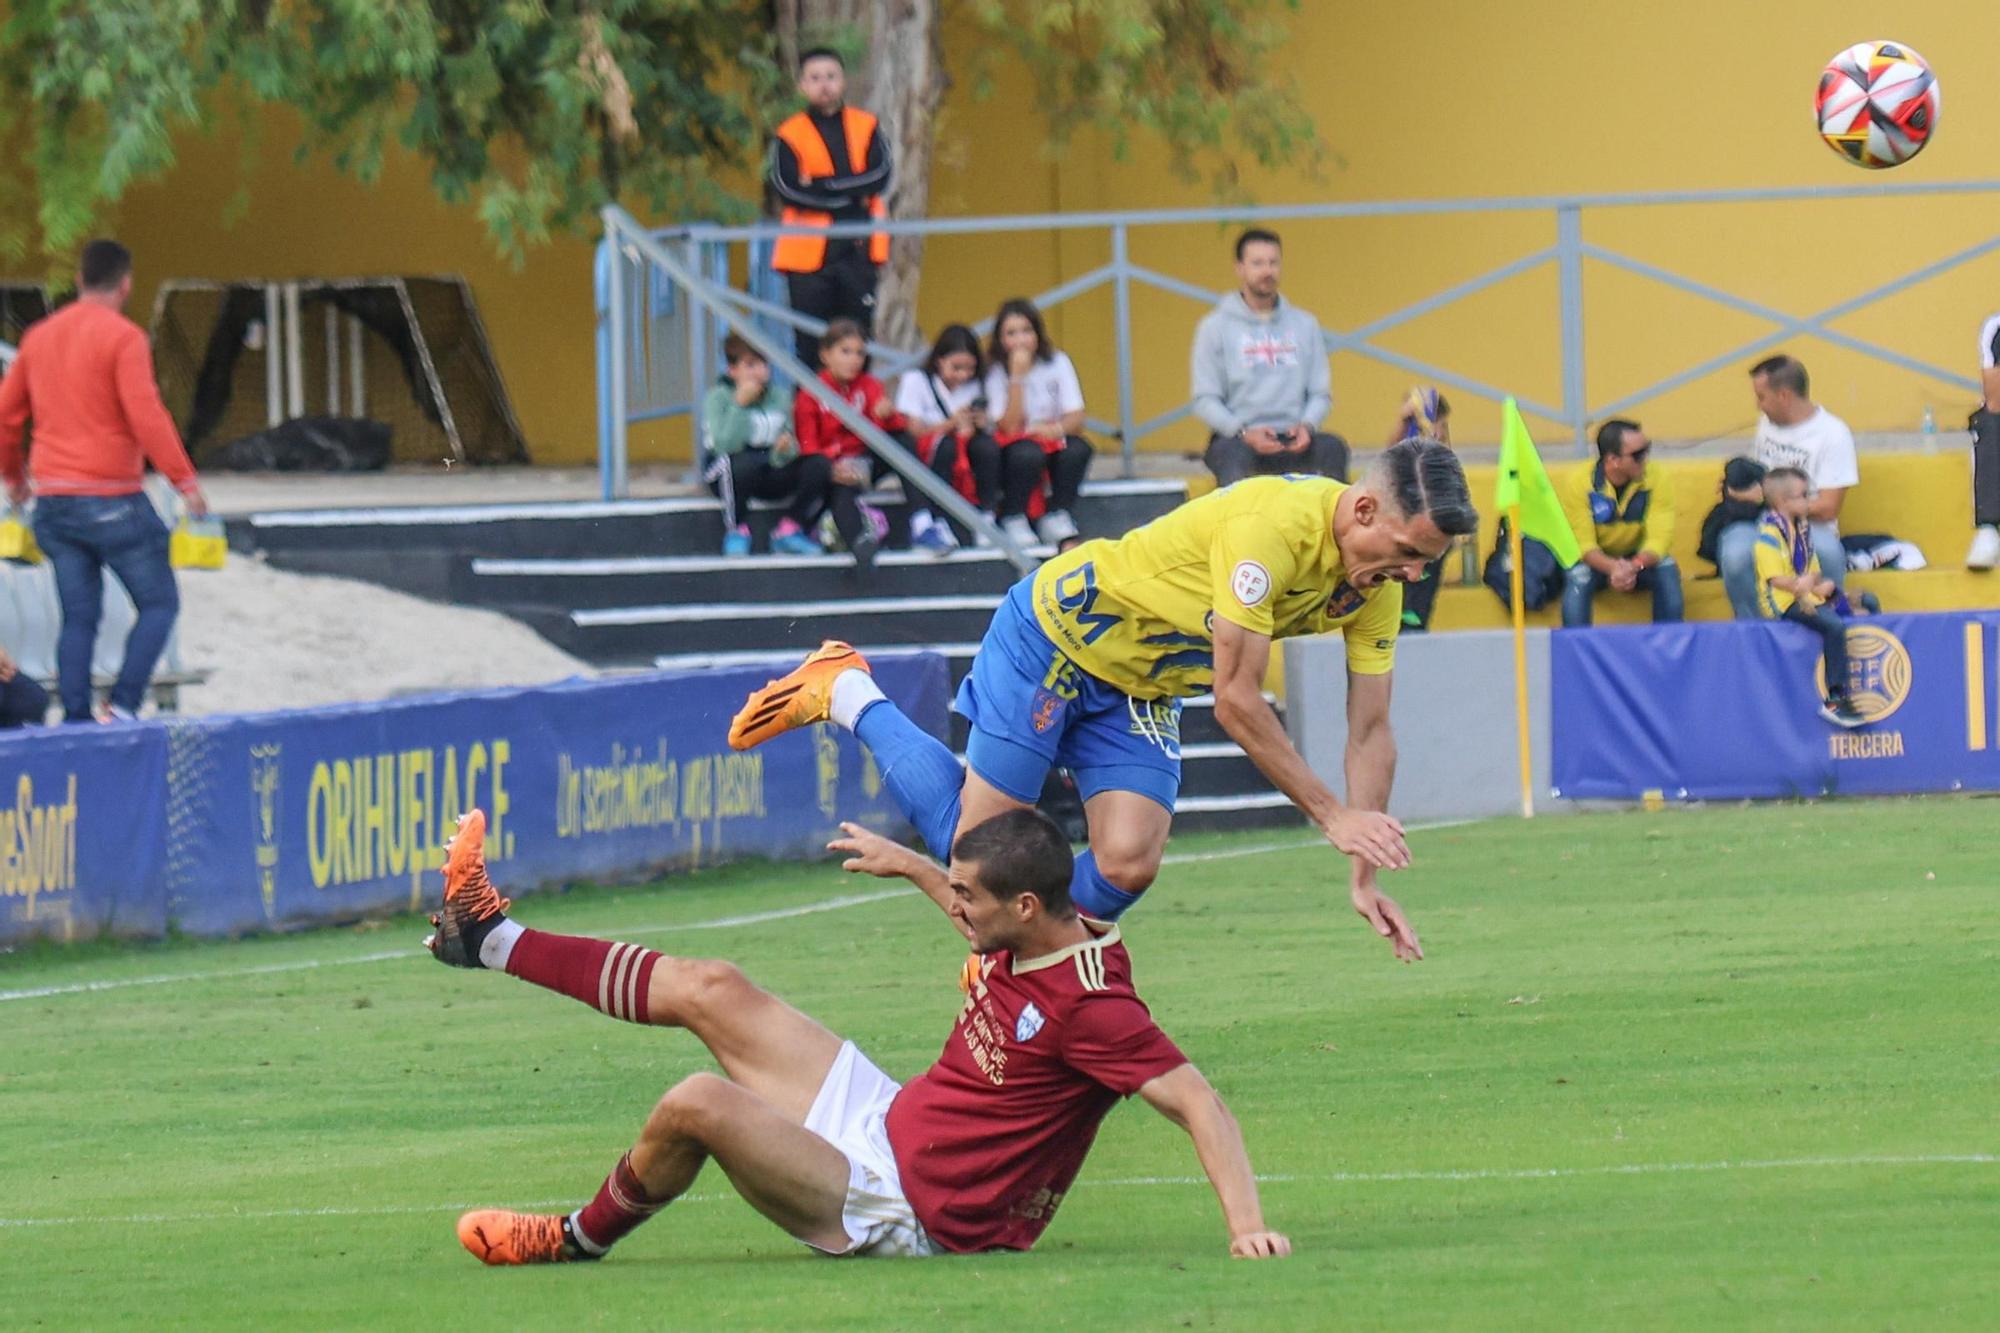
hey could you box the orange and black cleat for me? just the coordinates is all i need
[424,810,512,969]
[456,1209,591,1266]
[727,641,870,751]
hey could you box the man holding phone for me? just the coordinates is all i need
[1191,229,1349,488]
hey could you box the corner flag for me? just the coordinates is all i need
[1496,398,1581,568]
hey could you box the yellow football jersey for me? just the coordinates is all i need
[1029,475,1402,700]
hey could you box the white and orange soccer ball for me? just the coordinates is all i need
[1815,40,1940,169]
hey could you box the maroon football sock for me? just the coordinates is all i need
[504,930,662,1024]
[569,1152,665,1255]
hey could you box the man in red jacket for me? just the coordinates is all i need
[0,239,207,723]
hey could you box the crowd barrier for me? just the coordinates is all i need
[0,656,950,946]
[1553,611,2000,800]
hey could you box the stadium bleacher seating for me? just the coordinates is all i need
[1196,448,1999,627]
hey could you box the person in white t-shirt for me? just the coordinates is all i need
[1968,315,2000,569]
[983,298,1093,549]
[894,325,998,554]
[1716,355,1858,619]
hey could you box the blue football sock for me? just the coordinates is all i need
[1069,849,1143,921]
[853,700,964,860]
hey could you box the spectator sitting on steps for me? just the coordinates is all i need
[701,335,801,557]
[1717,355,1857,618]
[1191,228,1348,488]
[896,324,1001,551]
[984,298,1093,549]
[789,319,937,570]
[1697,457,1766,573]
[1557,418,1683,628]
[1755,467,1867,730]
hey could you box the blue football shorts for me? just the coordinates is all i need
[955,579,1183,813]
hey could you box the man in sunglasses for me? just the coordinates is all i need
[1556,418,1683,628]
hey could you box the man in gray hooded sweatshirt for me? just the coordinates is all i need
[1191,229,1349,487]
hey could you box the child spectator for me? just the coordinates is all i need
[984,298,1093,548]
[1755,467,1865,729]
[896,324,1002,552]
[789,319,932,568]
[1697,457,1766,572]
[1392,386,1453,629]
[700,335,800,556]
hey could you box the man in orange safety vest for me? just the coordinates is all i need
[768,47,893,364]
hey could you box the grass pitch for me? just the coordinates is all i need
[3,798,1994,1330]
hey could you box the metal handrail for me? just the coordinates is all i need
[602,206,1033,572]
[599,182,2000,499]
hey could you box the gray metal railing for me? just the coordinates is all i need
[597,180,2000,499]
[600,206,1032,570]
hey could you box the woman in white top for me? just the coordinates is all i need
[983,298,1093,547]
[894,325,1001,550]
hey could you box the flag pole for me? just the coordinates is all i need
[1506,502,1536,818]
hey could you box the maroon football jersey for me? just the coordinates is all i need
[885,922,1187,1252]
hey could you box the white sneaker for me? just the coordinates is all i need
[1968,525,2000,570]
[1001,514,1038,549]
[971,512,997,548]
[1036,509,1079,544]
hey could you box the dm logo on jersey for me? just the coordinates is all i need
[1015,1001,1046,1043]
[1815,625,1912,723]
[1325,581,1365,618]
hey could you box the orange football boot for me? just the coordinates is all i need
[456,1209,584,1265]
[727,641,871,751]
[424,810,512,968]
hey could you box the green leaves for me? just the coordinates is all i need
[0,1,767,268]
[962,0,1323,196]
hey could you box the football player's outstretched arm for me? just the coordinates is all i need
[1210,617,1409,870]
[1139,1062,1290,1259]
[826,821,973,942]
[1345,669,1423,962]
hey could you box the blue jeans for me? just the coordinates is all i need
[32,493,180,721]
[1561,556,1684,627]
[1718,521,1845,621]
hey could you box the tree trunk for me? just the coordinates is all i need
[777,0,942,352]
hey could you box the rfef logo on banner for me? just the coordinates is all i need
[1817,626,1913,724]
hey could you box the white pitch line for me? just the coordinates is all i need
[0,823,1479,1005]
[2,1154,1989,1230]
[0,890,912,1005]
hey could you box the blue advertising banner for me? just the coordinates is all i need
[0,724,168,942]
[0,655,949,946]
[166,655,950,936]
[1552,611,2000,801]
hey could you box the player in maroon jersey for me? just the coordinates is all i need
[427,806,1289,1263]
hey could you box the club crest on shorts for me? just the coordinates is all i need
[1029,688,1066,734]
[1231,559,1272,607]
[1015,1001,1046,1043]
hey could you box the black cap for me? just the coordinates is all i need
[1723,456,1767,491]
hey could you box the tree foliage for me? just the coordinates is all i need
[960,0,1323,196]
[0,0,1318,273]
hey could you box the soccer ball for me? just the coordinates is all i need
[1815,41,1940,169]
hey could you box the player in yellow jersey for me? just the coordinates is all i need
[731,439,1476,959]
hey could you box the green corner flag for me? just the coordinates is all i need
[1496,398,1581,568]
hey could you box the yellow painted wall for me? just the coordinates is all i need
[923,0,2000,456]
[25,3,2000,466]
